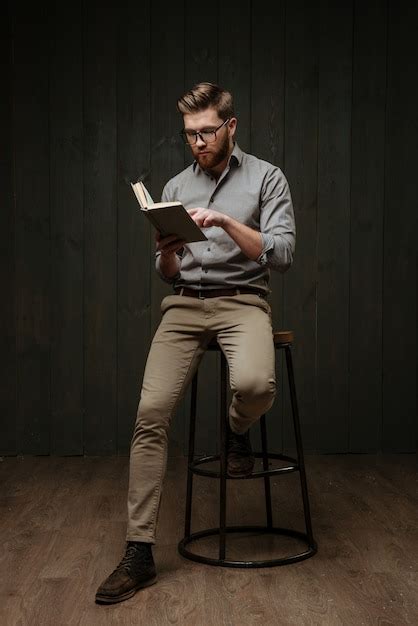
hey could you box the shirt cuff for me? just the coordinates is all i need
[256,233,275,266]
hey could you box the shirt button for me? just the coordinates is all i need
[207,247,210,252]
[204,269,208,273]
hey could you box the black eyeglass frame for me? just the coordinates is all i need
[180,118,231,145]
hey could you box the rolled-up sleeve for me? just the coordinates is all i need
[256,167,296,273]
[155,181,182,284]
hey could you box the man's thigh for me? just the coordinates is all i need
[215,294,276,389]
[139,295,209,413]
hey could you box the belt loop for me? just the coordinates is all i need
[180,287,184,296]
[236,288,240,295]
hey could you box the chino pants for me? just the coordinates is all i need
[126,293,276,543]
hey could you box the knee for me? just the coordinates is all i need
[234,375,276,407]
[132,394,171,441]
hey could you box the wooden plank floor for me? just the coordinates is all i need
[0,453,417,625]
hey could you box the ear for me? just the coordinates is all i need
[228,117,237,138]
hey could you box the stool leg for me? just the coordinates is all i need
[260,414,273,528]
[184,371,198,538]
[219,351,228,560]
[285,345,315,545]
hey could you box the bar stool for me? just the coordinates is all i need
[178,330,318,567]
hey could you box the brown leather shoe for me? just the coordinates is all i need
[95,541,157,604]
[226,424,255,477]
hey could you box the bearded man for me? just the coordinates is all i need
[96,82,296,604]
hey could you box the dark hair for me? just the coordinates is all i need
[176,82,234,120]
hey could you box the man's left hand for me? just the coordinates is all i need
[188,206,263,261]
[188,207,228,228]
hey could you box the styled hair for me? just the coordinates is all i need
[176,82,234,120]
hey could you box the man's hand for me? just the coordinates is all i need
[188,207,229,229]
[155,232,185,256]
[188,208,264,262]
[155,232,183,279]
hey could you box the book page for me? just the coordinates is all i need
[131,182,147,208]
[141,182,154,205]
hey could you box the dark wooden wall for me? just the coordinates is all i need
[1,0,416,456]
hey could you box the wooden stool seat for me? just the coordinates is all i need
[273,330,294,344]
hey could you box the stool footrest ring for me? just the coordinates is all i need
[178,525,318,568]
[190,452,299,479]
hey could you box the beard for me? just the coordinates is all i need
[194,132,231,173]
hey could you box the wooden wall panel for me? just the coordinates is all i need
[283,0,319,453]
[0,3,16,455]
[2,0,416,456]
[117,0,152,454]
[49,1,84,455]
[218,0,251,153]
[316,0,353,452]
[13,2,51,454]
[83,2,118,455]
[349,0,386,452]
[382,2,417,452]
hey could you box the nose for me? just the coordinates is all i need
[195,133,207,147]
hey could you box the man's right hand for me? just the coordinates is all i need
[155,232,184,279]
[155,232,185,257]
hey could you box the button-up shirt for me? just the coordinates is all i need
[155,142,296,295]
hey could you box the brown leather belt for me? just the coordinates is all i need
[174,287,266,299]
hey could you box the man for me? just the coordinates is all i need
[95,82,295,604]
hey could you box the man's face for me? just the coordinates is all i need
[182,107,236,172]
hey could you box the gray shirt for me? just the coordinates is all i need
[155,142,296,295]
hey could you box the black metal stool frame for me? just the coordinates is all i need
[178,339,318,567]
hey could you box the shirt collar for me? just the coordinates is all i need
[192,141,244,173]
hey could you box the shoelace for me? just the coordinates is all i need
[114,543,152,574]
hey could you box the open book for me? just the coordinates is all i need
[130,180,207,243]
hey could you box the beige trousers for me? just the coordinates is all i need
[126,293,276,543]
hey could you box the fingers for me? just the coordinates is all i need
[188,208,208,227]
[156,233,180,247]
[202,216,214,228]
[160,240,185,255]
[156,233,185,254]
[190,210,219,228]
[187,207,207,221]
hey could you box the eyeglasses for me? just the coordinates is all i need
[180,118,230,145]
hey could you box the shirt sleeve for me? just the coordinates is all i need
[255,166,296,273]
[155,181,182,284]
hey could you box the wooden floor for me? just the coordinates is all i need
[0,452,417,625]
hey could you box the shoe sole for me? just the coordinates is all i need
[227,459,255,478]
[227,470,254,478]
[95,575,158,604]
